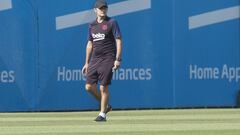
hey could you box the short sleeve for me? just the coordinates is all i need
[87,24,93,41]
[111,20,122,39]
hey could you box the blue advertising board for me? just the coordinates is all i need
[0,0,239,111]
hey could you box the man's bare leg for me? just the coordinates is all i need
[85,83,101,102]
[100,85,109,114]
[86,84,111,121]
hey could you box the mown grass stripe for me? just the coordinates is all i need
[0,118,240,127]
[0,109,239,118]
[0,123,240,134]
[0,114,239,122]
[1,130,240,135]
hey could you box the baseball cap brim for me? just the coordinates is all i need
[94,1,108,8]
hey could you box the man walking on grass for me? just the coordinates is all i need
[82,0,122,122]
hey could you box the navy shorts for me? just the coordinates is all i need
[86,58,114,86]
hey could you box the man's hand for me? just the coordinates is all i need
[112,60,121,71]
[82,63,89,76]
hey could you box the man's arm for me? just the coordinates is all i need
[115,38,122,61]
[113,38,122,70]
[82,41,93,75]
[85,41,93,64]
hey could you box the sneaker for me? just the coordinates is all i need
[94,115,106,122]
[105,104,112,114]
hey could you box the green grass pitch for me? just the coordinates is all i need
[0,109,240,135]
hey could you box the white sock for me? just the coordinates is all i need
[99,112,106,118]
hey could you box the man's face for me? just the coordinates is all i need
[95,6,108,17]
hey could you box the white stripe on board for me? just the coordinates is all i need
[189,5,240,30]
[56,0,151,30]
[56,9,95,30]
[0,0,12,11]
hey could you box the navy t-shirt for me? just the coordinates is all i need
[88,17,121,59]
